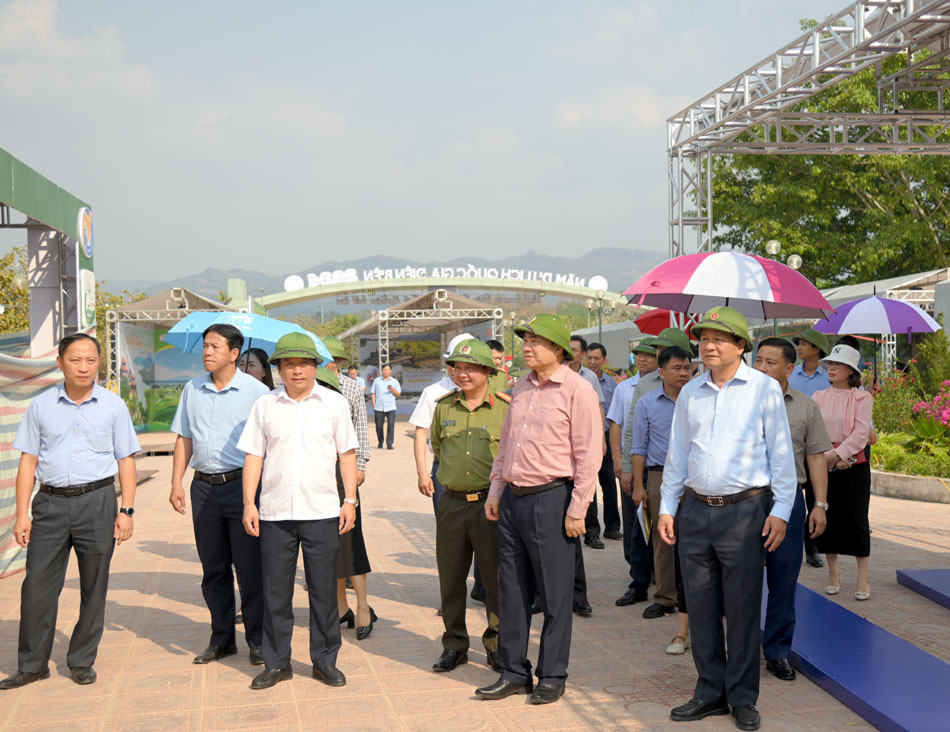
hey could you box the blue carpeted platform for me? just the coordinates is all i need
[764,584,950,732]
[896,569,950,609]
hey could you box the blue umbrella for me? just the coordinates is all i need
[163,311,334,364]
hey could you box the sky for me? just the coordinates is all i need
[0,0,838,283]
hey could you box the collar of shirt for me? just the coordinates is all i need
[199,370,244,394]
[698,359,751,392]
[793,362,827,379]
[56,383,101,406]
[528,362,571,386]
[274,383,324,404]
[452,388,494,411]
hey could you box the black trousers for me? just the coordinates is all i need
[620,480,653,593]
[191,475,263,648]
[260,518,341,669]
[679,491,770,707]
[497,483,576,685]
[763,488,807,660]
[436,494,499,653]
[585,438,620,533]
[17,485,116,672]
[374,410,395,448]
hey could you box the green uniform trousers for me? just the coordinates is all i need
[436,491,500,654]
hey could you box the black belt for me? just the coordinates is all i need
[508,478,570,497]
[688,486,769,506]
[40,476,114,497]
[443,489,489,502]
[647,465,664,472]
[194,468,243,485]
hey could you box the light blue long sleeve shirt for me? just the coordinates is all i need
[14,384,140,486]
[171,369,270,473]
[659,361,797,522]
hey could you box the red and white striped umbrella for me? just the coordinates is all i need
[623,251,833,319]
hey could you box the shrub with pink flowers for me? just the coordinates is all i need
[912,380,950,427]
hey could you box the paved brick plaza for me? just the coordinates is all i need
[1,429,947,731]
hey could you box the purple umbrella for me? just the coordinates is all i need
[814,296,941,340]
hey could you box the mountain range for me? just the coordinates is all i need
[106,247,666,305]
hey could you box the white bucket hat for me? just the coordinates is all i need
[444,332,477,358]
[820,344,861,372]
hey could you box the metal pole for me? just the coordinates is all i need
[598,301,603,344]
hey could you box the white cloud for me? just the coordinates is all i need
[554,82,692,131]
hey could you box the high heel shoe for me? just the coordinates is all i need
[825,573,841,595]
[339,609,355,628]
[356,608,377,641]
[855,581,871,601]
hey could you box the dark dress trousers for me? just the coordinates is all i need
[18,485,117,672]
[763,488,807,661]
[679,491,771,707]
[619,472,653,594]
[497,482,577,685]
[585,438,621,534]
[374,409,396,448]
[190,474,263,648]
[260,518,341,669]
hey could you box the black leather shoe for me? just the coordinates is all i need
[69,667,97,685]
[615,589,648,607]
[584,532,605,549]
[765,658,796,681]
[249,646,264,666]
[573,601,593,617]
[604,529,623,540]
[312,665,346,687]
[356,607,377,641]
[805,553,824,568]
[0,669,50,690]
[670,697,730,721]
[339,608,355,628]
[530,596,542,614]
[432,649,468,672]
[642,603,675,619]
[193,643,238,664]
[475,676,533,700]
[235,612,243,624]
[732,705,761,730]
[470,586,487,604]
[485,650,502,673]
[529,682,565,704]
[250,667,292,689]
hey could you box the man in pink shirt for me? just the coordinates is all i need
[475,313,602,705]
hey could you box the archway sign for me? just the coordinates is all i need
[0,146,94,357]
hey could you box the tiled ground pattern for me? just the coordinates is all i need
[2,428,947,731]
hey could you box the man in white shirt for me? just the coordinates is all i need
[238,333,359,690]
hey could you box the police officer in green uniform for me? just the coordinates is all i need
[485,339,509,394]
[430,339,510,673]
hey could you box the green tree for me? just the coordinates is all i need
[96,285,147,373]
[712,31,950,286]
[0,245,29,334]
[216,289,232,305]
[911,314,950,399]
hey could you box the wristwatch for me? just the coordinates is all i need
[813,501,829,511]
[343,498,359,507]
[120,507,135,517]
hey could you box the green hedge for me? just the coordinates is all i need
[871,432,950,479]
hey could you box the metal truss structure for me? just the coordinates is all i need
[668,0,950,258]
[104,288,199,385]
[376,289,503,369]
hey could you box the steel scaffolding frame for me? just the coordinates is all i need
[667,0,950,258]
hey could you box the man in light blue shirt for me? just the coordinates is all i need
[371,363,400,449]
[347,364,366,392]
[788,329,831,396]
[169,323,270,667]
[657,307,795,732]
[3,334,139,690]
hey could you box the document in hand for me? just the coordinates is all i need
[636,502,651,544]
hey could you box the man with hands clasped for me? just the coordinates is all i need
[237,333,359,690]
[656,307,796,732]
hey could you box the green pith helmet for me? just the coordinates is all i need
[653,327,693,354]
[514,313,573,361]
[508,352,530,379]
[691,306,753,353]
[793,328,830,358]
[631,335,659,355]
[269,332,322,365]
[315,366,342,393]
[445,339,498,373]
[322,335,348,361]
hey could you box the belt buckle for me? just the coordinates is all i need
[63,486,82,497]
[466,492,480,502]
[707,495,724,507]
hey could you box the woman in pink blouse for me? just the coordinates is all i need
[812,344,873,601]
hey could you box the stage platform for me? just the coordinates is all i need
[896,568,950,609]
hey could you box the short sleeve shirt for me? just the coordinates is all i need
[14,384,140,486]
[372,377,400,412]
[783,386,833,483]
